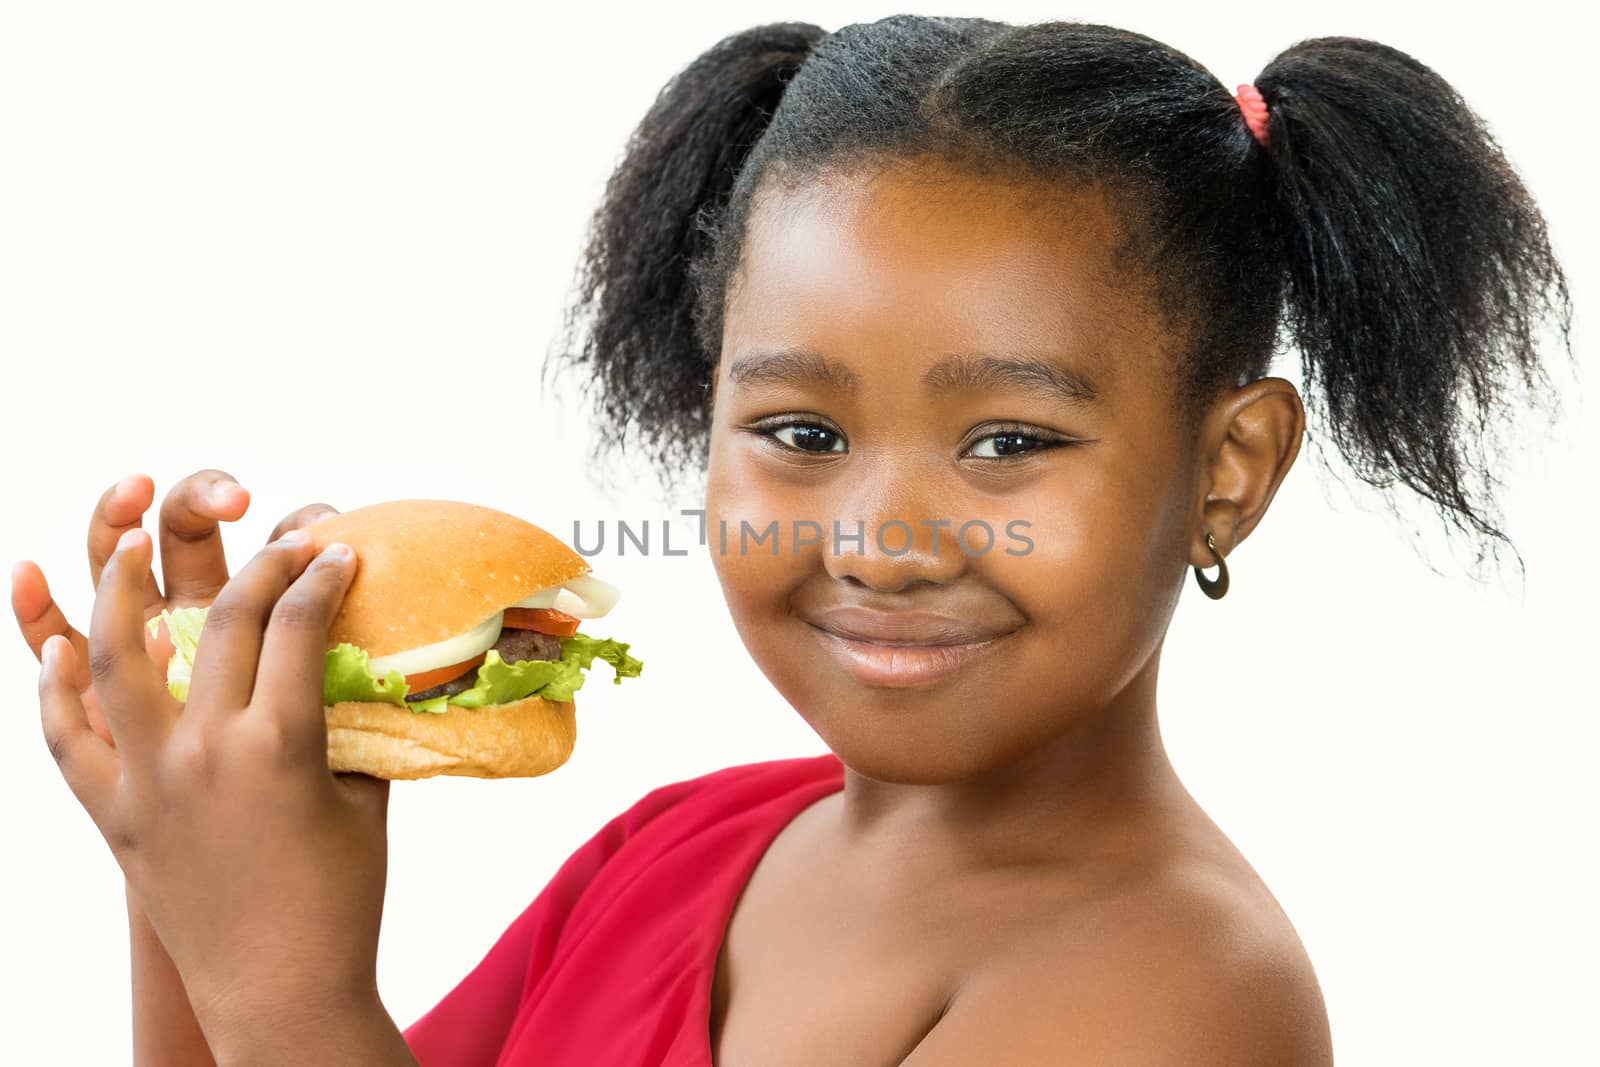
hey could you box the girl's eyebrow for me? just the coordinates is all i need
[725,347,1104,408]
[921,353,1103,407]
[727,348,859,392]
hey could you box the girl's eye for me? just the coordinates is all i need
[967,427,1066,459]
[766,422,847,454]
[749,419,1067,458]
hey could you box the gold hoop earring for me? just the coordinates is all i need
[1193,531,1229,600]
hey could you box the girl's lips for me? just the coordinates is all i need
[807,624,1007,688]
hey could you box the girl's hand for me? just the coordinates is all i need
[34,520,394,1051]
[10,469,337,748]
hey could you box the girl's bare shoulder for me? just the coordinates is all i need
[913,843,1335,1065]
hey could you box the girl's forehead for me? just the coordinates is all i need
[745,162,1127,276]
[726,163,1152,389]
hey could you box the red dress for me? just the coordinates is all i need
[402,752,846,1066]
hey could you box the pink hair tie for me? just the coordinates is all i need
[1234,83,1269,147]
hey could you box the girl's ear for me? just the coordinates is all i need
[1190,376,1306,568]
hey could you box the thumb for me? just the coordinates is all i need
[254,540,356,755]
[267,503,340,544]
[336,771,391,825]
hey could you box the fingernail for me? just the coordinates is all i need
[209,481,239,505]
[278,529,310,545]
[321,542,352,561]
[115,475,142,499]
[117,528,145,552]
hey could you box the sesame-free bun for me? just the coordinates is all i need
[300,499,591,781]
[303,499,591,659]
[326,693,576,780]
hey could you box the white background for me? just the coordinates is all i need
[1,2,1593,1063]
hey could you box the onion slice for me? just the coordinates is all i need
[511,573,621,618]
[362,572,621,679]
[367,611,504,678]
[552,573,621,618]
[511,585,561,609]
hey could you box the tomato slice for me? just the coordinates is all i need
[502,607,581,637]
[404,651,487,692]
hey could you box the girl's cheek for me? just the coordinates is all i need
[705,444,802,615]
[980,474,1173,655]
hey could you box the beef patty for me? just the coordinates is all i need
[403,627,564,702]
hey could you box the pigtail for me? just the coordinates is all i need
[549,22,828,489]
[1255,37,1574,575]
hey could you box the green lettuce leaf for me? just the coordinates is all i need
[145,606,209,702]
[147,606,642,713]
[321,641,419,708]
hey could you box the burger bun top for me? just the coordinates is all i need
[301,499,590,658]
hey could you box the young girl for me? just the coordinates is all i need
[12,15,1572,1066]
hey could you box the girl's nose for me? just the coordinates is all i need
[819,500,971,593]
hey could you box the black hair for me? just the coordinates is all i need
[549,17,1574,578]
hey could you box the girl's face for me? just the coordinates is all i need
[705,160,1199,785]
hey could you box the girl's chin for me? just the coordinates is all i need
[741,618,1065,782]
[800,717,1027,786]
[776,681,1040,786]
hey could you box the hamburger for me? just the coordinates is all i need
[145,499,642,780]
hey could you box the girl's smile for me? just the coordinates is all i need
[800,600,1021,689]
[806,626,1010,689]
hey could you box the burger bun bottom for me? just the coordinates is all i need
[325,694,576,780]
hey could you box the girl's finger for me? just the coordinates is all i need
[39,635,119,819]
[11,560,92,690]
[255,542,356,758]
[185,531,317,713]
[85,474,164,617]
[12,569,117,745]
[266,503,339,544]
[86,530,176,760]
[157,469,251,605]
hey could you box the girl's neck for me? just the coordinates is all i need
[829,653,1192,878]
